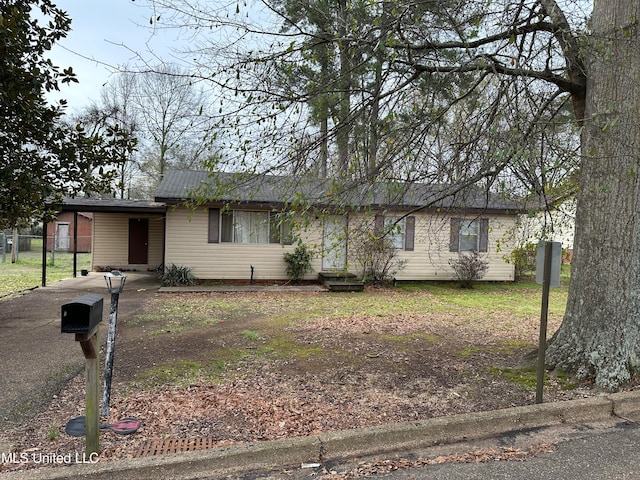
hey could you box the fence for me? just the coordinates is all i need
[0,233,92,264]
[0,233,93,296]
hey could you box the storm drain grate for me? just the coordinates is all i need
[136,438,219,457]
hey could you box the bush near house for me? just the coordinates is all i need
[508,242,538,280]
[351,231,407,284]
[283,243,313,282]
[449,251,489,288]
[159,264,196,287]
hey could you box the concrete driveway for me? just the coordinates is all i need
[0,272,160,431]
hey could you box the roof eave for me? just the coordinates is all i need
[52,200,167,214]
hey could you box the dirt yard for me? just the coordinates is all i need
[0,286,622,474]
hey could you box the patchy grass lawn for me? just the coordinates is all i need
[4,279,595,474]
[0,239,90,298]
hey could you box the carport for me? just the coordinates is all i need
[43,198,167,286]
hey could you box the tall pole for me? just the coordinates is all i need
[73,211,78,277]
[536,241,553,404]
[101,291,119,417]
[41,220,47,286]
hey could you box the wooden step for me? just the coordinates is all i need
[318,271,357,282]
[324,280,364,292]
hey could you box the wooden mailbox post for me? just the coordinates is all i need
[61,293,104,455]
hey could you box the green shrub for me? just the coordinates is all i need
[449,251,489,288]
[283,243,313,282]
[508,242,538,280]
[352,232,406,284]
[160,263,196,287]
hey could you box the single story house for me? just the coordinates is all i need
[57,170,526,282]
[155,170,524,282]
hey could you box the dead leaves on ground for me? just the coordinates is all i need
[317,444,556,479]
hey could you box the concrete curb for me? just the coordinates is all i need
[158,285,327,293]
[4,391,639,480]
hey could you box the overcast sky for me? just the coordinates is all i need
[48,0,183,113]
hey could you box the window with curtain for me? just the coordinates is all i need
[385,217,406,249]
[210,209,292,244]
[232,211,269,243]
[449,217,489,252]
[459,219,479,252]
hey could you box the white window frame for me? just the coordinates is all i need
[459,219,479,252]
[384,216,406,250]
[217,210,292,245]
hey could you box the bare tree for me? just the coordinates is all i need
[143,0,640,389]
[132,64,213,191]
[100,72,142,198]
[95,64,217,196]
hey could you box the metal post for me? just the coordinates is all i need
[41,221,47,287]
[536,241,553,404]
[101,292,119,417]
[1,232,5,264]
[73,212,78,277]
[11,227,17,263]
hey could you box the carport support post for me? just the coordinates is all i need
[41,220,47,286]
[77,329,99,455]
[73,211,78,277]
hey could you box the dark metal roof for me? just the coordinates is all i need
[155,169,526,214]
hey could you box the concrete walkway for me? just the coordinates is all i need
[159,284,327,293]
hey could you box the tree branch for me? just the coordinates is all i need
[537,0,586,121]
[405,21,557,52]
[409,59,582,95]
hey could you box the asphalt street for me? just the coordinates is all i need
[227,420,640,480]
[374,422,640,479]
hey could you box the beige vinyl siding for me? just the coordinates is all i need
[165,207,322,280]
[92,213,164,271]
[345,212,516,282]
[164,207,516,282]
[388,213,516,281]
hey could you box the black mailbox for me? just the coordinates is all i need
[61,294,104,334]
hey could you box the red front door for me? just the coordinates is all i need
[128,218,148,264]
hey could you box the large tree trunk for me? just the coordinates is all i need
[546,1,640,390]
